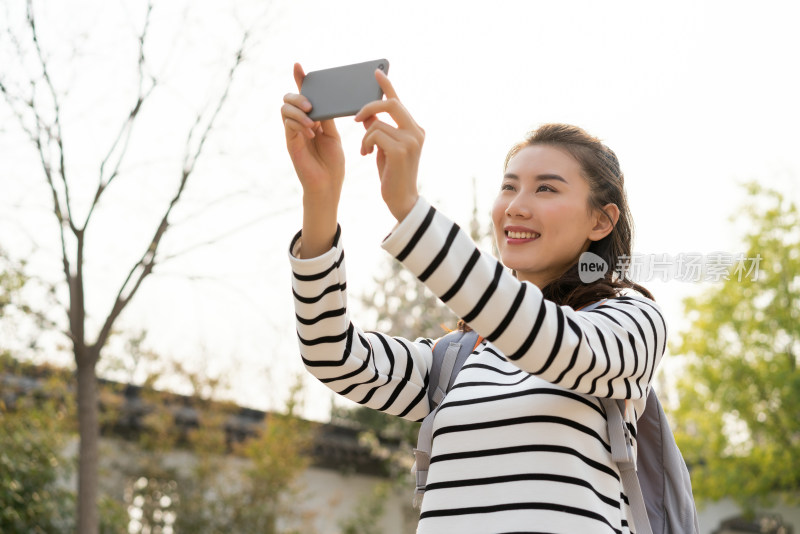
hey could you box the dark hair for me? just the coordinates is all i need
[457,124,652,332]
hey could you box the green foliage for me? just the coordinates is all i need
[0,352,129,534]
[338,481,391,534]
[0,355,75,534]
[332,402,420,446]
[0,249,31,353]
[228,382,314,533]
[0,252,26,312]
[0,259,76,533]
[98,495,129,534]
[0,248,61,355]
[672,182,800,510]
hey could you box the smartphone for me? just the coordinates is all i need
[301,59,389,121]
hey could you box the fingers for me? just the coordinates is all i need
[355,100,423,138]
[280,64,316,138]
[354,76,421,133]
[357,106,424,158]
[357,73,424,157]
[374,68,397,100]
[282,65,316,138]
[360,121,396,156]
[282,94,312,120]
[361,119,421,157]
[293,63,305,92]
[282,100,315,139]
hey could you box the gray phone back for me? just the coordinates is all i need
[301,59,389,121]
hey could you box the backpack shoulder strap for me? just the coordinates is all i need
[412,329,482,506]
[427,330,482,407]
[602,396,655,534]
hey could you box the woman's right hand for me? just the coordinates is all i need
[281,63,345,258]
[282,63,345,197]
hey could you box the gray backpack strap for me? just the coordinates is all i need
[412,330,480,506]
[428,335,469,406]
[602,397,654,534]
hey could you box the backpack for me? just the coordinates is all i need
[412,299,700,534]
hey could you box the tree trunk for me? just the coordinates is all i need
[76,350,99,534]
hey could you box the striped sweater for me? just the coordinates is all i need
[289,197,666,534]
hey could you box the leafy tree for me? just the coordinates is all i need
[0,353,75,534]
[0,249,72,532]
[1,253,127,533]
[671,182,800,512]
[0,355,129,534]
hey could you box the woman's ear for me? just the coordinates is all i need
[589,203,620,241]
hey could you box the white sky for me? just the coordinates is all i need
[2,0,799,420]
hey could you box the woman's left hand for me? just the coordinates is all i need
[355,70,423,222]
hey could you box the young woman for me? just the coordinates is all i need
[282,64,665,534]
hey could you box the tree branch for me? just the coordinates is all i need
[85,0,156,231]
[2,2,77,297]
[181,30,248,177]
[93,31,251,351]
[160,205,295,263]
[29,89,74,288]
[26,0,76,236]
[0,81,39,142]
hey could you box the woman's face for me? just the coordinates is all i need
[492,144,608,288]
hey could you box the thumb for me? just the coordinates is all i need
[293,63,306,91]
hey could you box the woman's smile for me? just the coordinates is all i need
[504,226,541,243]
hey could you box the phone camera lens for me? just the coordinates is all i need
[378,64,385,70]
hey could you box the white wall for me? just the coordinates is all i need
[85,436,418,533]
[291,466,417,534]
[698,499,799,534]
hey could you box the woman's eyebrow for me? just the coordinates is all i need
[536,174,568,184]
[503,172,568,184]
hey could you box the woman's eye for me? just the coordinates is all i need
[537,184,555,193]
[501,183,516,192]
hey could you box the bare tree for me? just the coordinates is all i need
[0,1,259,532]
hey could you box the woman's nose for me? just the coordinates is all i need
[505,195,531,218]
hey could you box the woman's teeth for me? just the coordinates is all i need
[508,231,540,239]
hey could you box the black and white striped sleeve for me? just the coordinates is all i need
[382,197,667,400]
[289,227,433,422]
